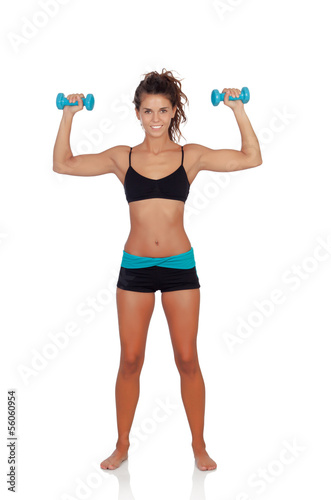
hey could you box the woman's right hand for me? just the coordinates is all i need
[63,93,85,115]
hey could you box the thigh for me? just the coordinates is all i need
[161,288,200,358]
[116,287,156,358]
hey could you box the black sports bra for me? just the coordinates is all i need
[124,146,190,204]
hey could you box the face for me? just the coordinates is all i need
[136,93,176,136]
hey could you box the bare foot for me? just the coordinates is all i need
[100,443,129,470]
[193,446,217,471]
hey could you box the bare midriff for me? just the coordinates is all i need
[123,198,192,257]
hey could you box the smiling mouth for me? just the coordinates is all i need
[151,125,162,129]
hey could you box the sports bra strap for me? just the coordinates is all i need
[129,147,132,167]
[181,145,184,166]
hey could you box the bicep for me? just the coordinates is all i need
[54,148,117,176]
[198,145,262,172]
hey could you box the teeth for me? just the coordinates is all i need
[151,125,162,128]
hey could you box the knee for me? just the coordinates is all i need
[119,354,144,377]
[175,353,199,376]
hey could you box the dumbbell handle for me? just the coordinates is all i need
[211,87,250,106]
[67,97,86,106]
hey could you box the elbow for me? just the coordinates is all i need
[53,157,74,174]
[255,150,263,166]
[53,162,64,174]
[241,150,263,169]
[251,156,263,167]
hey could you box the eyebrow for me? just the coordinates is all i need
[142,106,169,111]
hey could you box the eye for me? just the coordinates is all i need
[144,110,151,114]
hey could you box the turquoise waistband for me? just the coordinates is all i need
[121,247,196,269]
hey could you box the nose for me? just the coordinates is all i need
[151,113,159,123]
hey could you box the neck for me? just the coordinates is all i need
[141,134,176,154]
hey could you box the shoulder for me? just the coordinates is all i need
[106,144,131,165]
[102,145,131,180]
[183,143,206,159]
[106,144,131,159]
[183,143,203,152]
[179,143,207,184]
[182,143,206,172]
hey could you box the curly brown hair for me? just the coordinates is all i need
[133,68,189,143]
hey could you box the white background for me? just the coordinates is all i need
[1,0,331,499]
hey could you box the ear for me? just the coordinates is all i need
[172,105,177,119]
[135,108,140,121]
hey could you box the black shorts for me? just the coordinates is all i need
[116,265,201,293]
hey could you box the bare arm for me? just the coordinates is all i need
[53,99,116,176]
[197,96,263,173]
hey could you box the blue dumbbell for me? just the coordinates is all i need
[56,93,95,111]
[211,87,250,106]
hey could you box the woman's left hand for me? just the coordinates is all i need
[222,88,244,111]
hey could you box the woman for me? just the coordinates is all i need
[53,69,262,471]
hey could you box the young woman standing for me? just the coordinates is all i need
[53,69,262,471]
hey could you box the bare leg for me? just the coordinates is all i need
[100,288,155,470]
[161,288,217,471]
